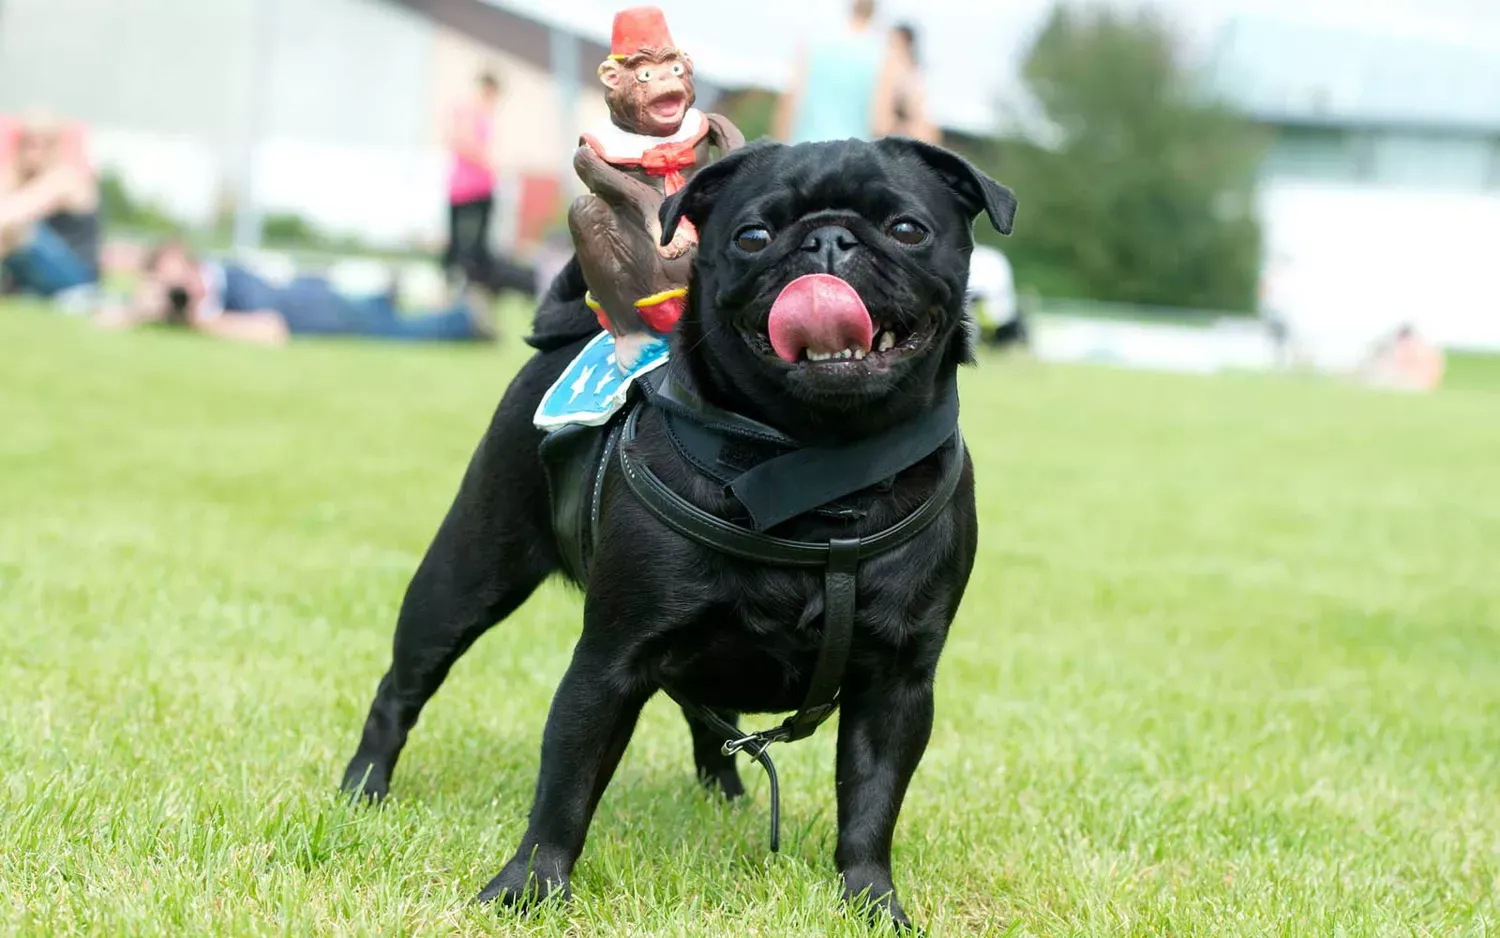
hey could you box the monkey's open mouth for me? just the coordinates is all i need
[647,93,688,125]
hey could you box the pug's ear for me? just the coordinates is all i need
[659,140,778,247]
[879,136,1017,236]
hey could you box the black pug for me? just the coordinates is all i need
[340,136,1016,929]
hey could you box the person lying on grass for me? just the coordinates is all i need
[96,240,497,347]
[0,114,101,304]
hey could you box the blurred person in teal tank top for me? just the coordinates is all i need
[774,0,900,144]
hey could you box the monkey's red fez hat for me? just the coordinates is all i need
[608,6,677,60]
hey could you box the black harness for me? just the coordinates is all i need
[538,369,964,852]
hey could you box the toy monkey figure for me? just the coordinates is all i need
[570,6,745,371]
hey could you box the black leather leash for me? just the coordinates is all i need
[614,401,965,852]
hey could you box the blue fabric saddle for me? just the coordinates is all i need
[534,331,670,430]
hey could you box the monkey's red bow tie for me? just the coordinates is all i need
[640,141,698,195]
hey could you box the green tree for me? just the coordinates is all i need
[97,171,183,235]
[989,5,1265,311]
[720,89,778,144]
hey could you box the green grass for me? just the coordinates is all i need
[1445,352,1500,393]
[2,304,1498,937]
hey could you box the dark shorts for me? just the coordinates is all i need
[3,222,96,297]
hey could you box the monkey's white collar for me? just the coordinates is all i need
[581,108,707,162]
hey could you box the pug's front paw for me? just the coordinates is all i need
[475,847,572,909]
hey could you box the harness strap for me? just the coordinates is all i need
[646,370,963,533]
[616,407,966,568]
[615,402,966,852]
[586,420,624,568]
[785,537,859,741]
[643,369,796,446]
[728,396,960,532]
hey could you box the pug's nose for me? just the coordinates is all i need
[799,225,861,273]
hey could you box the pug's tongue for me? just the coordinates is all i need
[766,274,875,364]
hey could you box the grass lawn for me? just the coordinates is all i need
[2,303,1497,936]
[1444,352,1500,393]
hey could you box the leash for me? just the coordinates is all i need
[614,402,965,852]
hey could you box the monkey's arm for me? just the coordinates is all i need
[573,145,662,227]
[704,113,747,154]
[570,147,681,352]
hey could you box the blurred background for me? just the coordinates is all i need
[3,0,1497,378]
[5,5,1500,932]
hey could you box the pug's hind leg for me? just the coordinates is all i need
[682,707,745,800]
[340,383,558,804]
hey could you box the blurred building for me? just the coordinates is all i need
[1211,16,1500,356]
[5,0,1498,356]
[0,0,741,250]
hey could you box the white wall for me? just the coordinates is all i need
[1260,179,1500,361]
[0,0,255,153]
[0,0,255,226]
[0,0,597,247]
[1033,316,1280,374]
[88,130,224,227]
[250,0,440,244]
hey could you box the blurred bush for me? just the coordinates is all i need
[100,171,379,256]
[98,171,182,236]
[261,212,321,245]
[981,5,1266,312]
[720,89,778,144]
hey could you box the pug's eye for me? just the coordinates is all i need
[887,218,928,245]
[734,226,772,254]
[636,68,653,83]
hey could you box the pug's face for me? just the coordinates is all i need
[661,138,1016,441]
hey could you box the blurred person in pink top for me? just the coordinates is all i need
[444,71,498,287]
[442,72,535,306]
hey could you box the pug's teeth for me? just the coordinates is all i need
[808,350,831,362]
[877,331,896,352]
[853,348,866,360]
